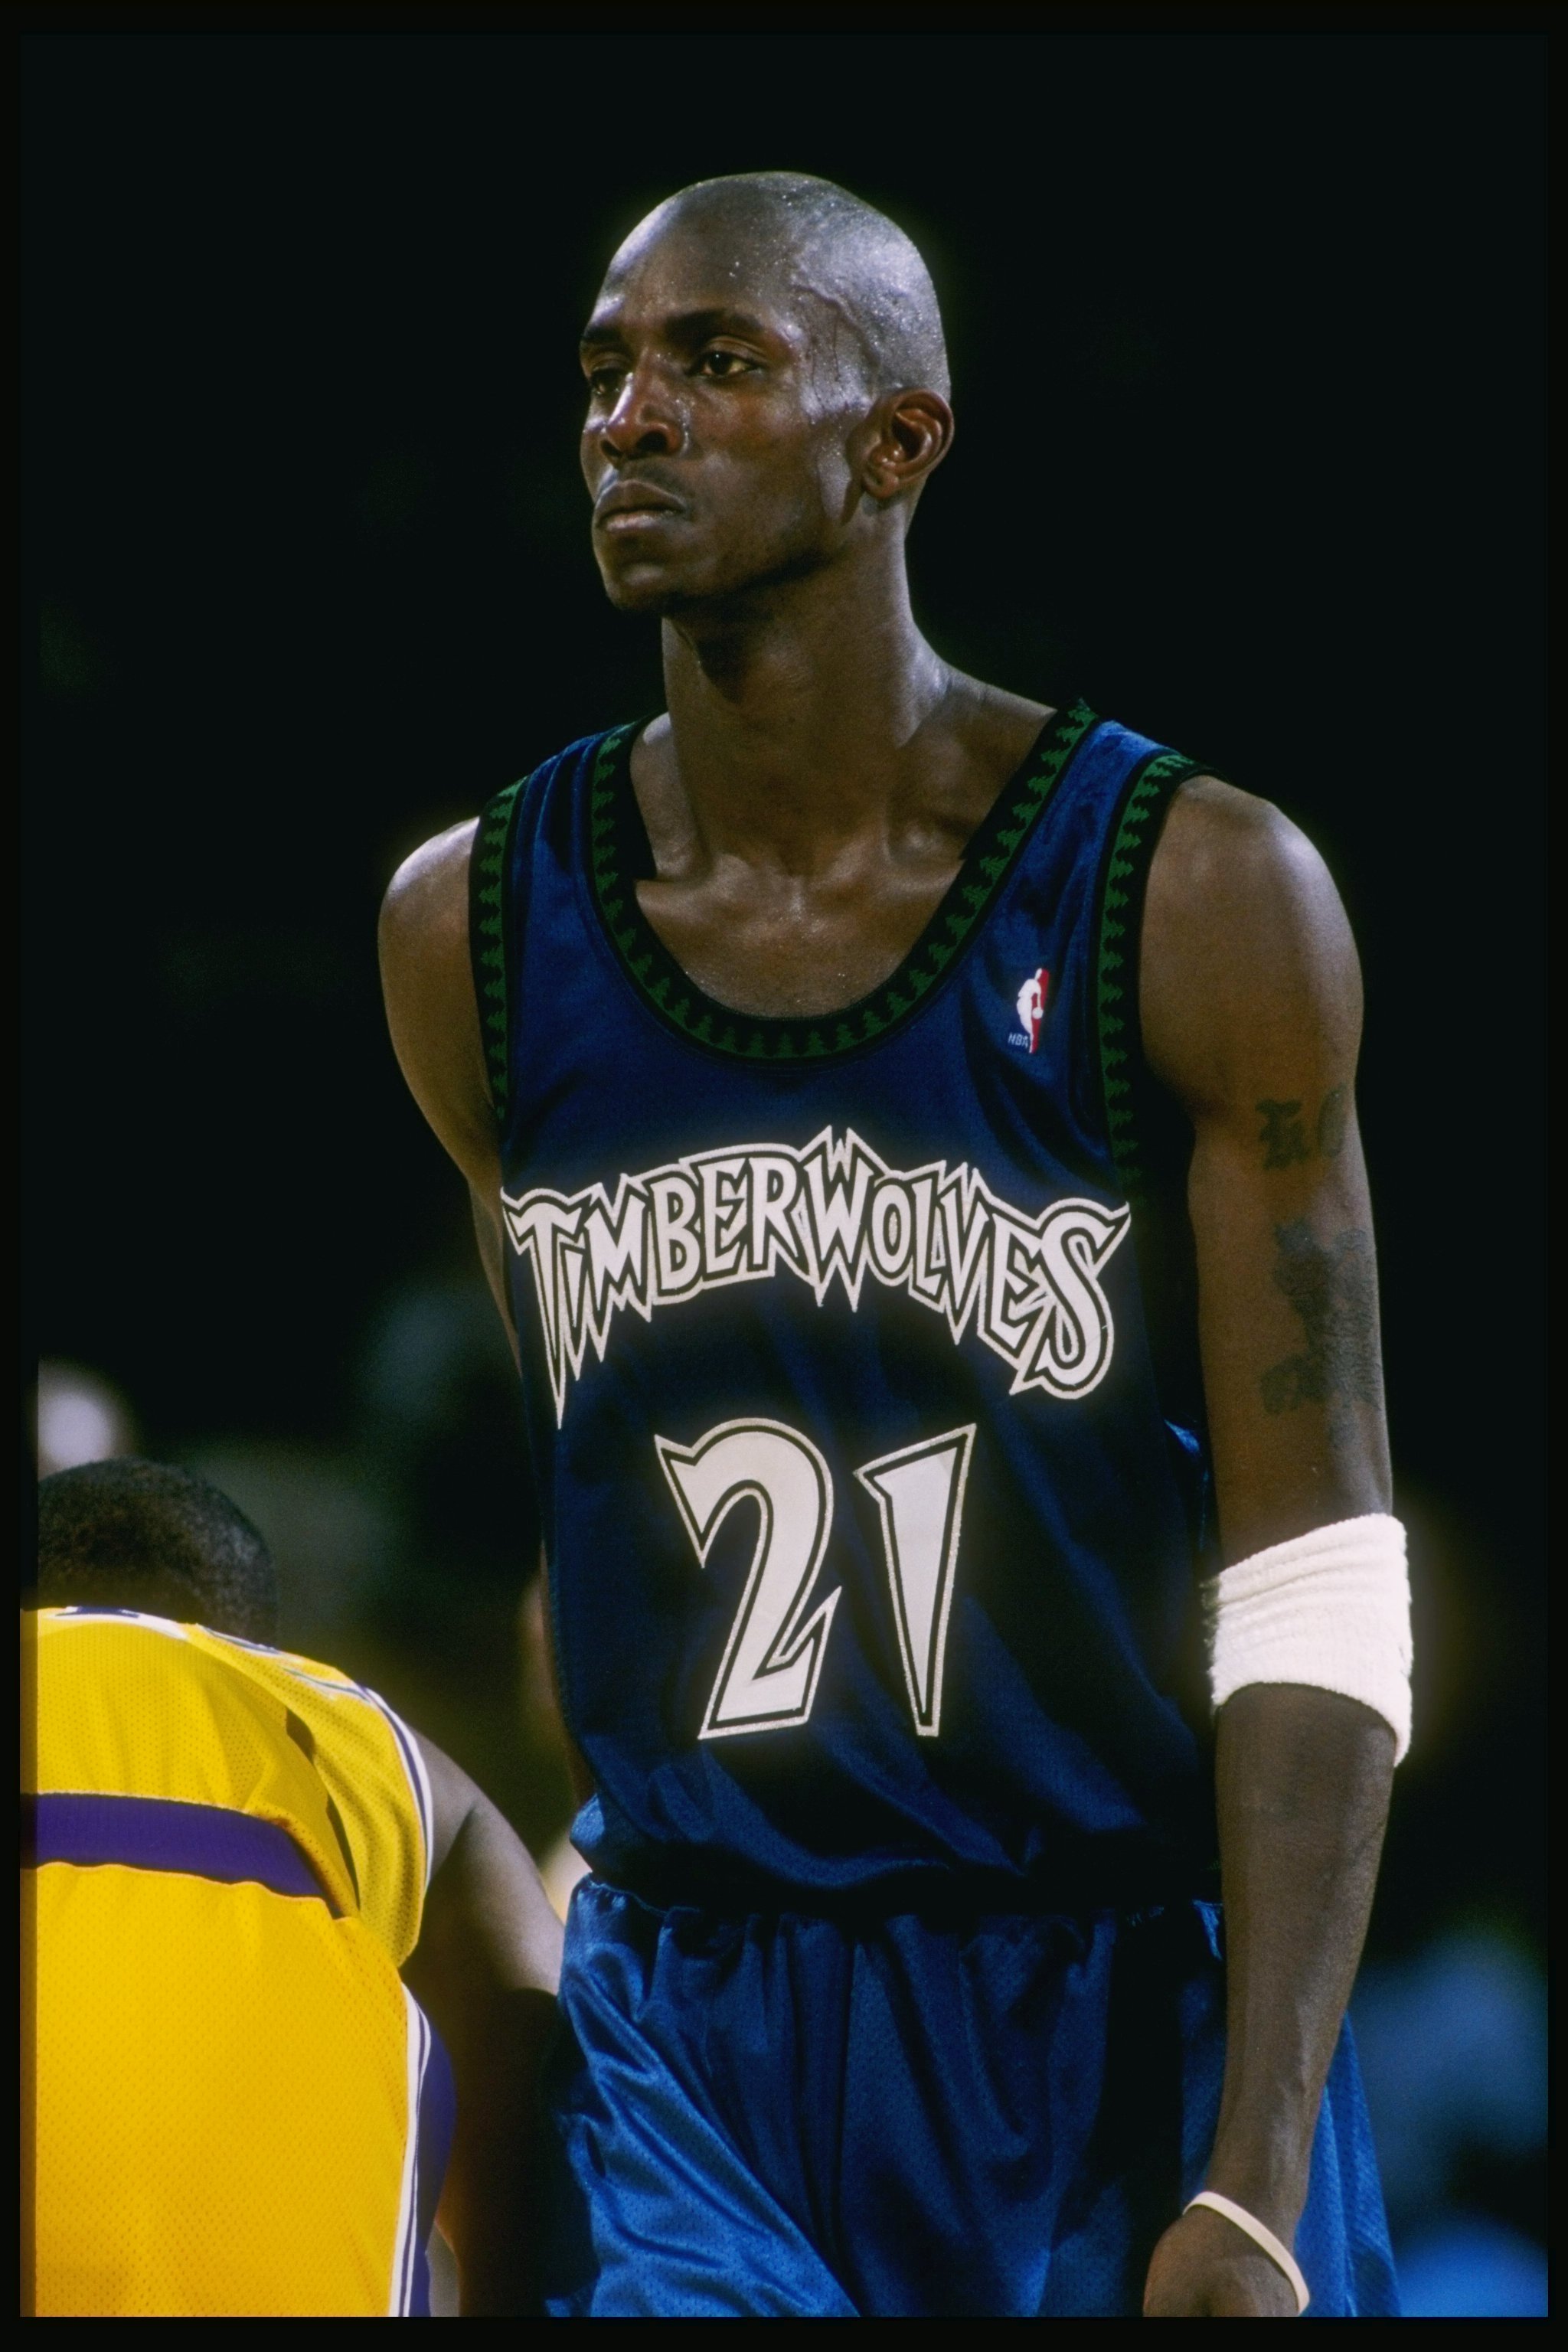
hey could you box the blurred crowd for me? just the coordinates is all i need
[34,1300,1546,2318]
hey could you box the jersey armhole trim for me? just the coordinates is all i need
[366,1692,436,1895]
[1095,749,1205,1201]
[470,773,531,1125]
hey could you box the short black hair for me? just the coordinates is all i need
[34,1459,279,1642]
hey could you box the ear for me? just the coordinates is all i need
[858,388,955,504]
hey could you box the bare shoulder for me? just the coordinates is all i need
[378,817,495,1188]
[1142,776,1361,1114]
[379,816,478,967]
[1150,774,1336,915]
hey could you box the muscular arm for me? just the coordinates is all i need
[1137,781,1397,2318]
[380,821,598,1806]
[404,1733,564,2316]
[378,820,515,1344]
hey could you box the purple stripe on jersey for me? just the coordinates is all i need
[401,2004,429,2315]
[409,2015,457,2315]
[24,1792,341,1913]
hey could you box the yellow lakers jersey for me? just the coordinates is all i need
[25,1609,449,2318]
[28,1606,431,1954]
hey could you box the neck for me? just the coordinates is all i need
[658,534,950,871]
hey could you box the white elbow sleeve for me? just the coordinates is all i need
[1201,1512,1413,1761]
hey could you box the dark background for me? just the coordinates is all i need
[22,20,1545,2307]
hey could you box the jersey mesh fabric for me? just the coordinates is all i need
[31,1609,429,1961]
[483,710,1214,1909]
[481,710,1401,2314]
[26,1610,446,2316]
[541,1883,1399,2318]
[34,1864,420,2315]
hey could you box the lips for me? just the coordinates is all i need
[594,481,684,531]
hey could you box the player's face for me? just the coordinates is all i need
[579,217,872,615]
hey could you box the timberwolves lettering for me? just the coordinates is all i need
[503,1130,1131,1424]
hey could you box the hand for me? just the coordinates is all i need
[1142,2206,1298,2318]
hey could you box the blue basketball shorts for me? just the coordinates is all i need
[539,1878,1398,2318]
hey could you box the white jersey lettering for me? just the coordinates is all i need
[502,1128,1131,1425]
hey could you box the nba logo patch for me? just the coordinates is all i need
[1009,968,1050,1054]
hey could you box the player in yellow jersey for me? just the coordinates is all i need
[23,1459,564,2318]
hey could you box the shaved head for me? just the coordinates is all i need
[616,172,949,401]
[580,171,956,613]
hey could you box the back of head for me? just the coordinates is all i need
[34,1458,279,1643]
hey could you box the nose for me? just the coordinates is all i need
[598,367,682,462]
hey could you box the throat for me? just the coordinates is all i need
[587,693,1074,1055]
[634,862,961,1023]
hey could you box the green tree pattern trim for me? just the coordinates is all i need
[1095,749,1204,1200]
[470,773,527,1120]
[587,700,1099,1063]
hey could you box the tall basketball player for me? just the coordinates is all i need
[380,175,1410,2317]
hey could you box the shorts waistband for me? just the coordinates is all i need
[580,1865,1218,1937]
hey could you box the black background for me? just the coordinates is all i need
[22,22,1544,1972]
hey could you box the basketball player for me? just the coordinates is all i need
[380,174,1410,2317]
[24,1459,562,2316]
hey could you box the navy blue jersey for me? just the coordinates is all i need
[474,702,1218,1910]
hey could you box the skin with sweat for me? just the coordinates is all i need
[381,179,1396,2318]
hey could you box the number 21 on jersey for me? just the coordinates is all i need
[654,1417,975,1743]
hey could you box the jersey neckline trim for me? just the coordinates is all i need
[582,698,1099,1065]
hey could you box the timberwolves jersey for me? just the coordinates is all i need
[475,701,1217,1910]
[479,704,1401,2318]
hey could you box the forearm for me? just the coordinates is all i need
[1138,776,1406,2314]
[1205,1683,1393,2236]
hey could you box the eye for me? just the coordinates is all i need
[694,348,758,381]
[584,361,626,400]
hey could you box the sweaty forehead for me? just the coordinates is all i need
[586,213,810,346]
[585,178,949,398]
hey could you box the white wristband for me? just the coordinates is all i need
[1201,1511,1413,1761]
[1184,2190,1310,2314]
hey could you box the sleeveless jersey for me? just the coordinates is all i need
[29,1606,433,1951]
[27,1608,447,2318]
[475,701,1217,1912]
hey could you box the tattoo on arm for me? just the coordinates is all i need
[1256,1086,1350,1170]
[1259,1220,1383,1416]
[1256,1099,1312,1168]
